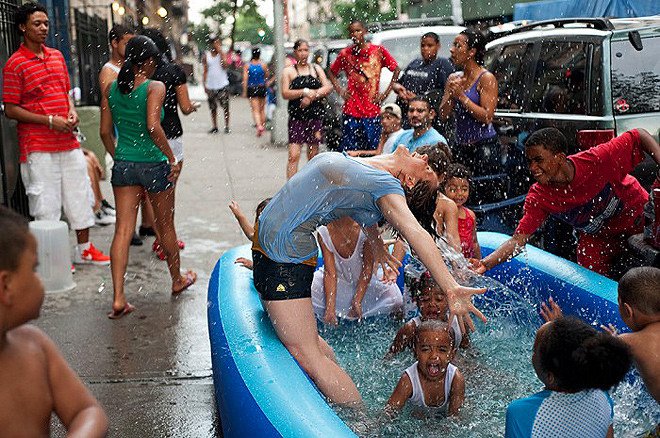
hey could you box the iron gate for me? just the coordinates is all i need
[0,0,29,216]
[74,9,108,106]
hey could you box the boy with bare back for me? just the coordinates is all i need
[0,206,108,436]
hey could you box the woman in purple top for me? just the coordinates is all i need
[438,29,499,180]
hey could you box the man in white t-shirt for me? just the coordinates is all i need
[203,36,230,134]
[347,103,405,157]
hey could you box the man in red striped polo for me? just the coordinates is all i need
[2,2,110,265]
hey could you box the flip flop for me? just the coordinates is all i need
[108,302,135,319]
[172,271,197,295]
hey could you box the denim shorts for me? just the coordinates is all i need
[111,160,173,193]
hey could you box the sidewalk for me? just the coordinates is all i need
[44,97,289,437]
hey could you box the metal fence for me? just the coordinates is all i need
[0,0,30,216]
[74,10,108,106]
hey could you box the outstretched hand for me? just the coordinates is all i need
[469,258,487,274]
[447,285,487,334]
[540,297,563,322]
[373,241,402,284]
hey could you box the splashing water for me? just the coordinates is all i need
[320,274,659,437]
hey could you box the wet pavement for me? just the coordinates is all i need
[41,94,290,437]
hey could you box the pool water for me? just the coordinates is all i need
[318,275,660,437]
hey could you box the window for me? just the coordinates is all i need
[611,36,660,114]
[529,41,589,114]
[380,35,423,71]
[487,43,532,111]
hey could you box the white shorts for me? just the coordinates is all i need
[169,136,184,162]
[20,149,95,230]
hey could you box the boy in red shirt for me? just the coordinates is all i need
[3,2,109,265]
[328,20,400,152]
[474,127,660,278]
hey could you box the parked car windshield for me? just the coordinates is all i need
[611,36,660,114]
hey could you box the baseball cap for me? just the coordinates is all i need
[381,103,402,119]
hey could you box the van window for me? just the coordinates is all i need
[488,43,532,111]
[611,36,660,114]
[380,35,423,71]
[529,41,589,115]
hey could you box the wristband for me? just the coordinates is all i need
[303,87,310,97]
[48,115,53,130]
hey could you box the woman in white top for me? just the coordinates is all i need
[311,217,402,324]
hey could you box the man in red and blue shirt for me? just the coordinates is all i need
[475,127,660,278]
[2,2,109,265]
[328,20,400,152]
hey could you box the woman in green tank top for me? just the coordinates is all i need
[100,35,196,320]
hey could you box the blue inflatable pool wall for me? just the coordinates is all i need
[207,232,623,437]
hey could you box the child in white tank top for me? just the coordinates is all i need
[386,320,465,417]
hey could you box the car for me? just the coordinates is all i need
[482,16,660,259]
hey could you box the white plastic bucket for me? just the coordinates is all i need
[29,220,76,293]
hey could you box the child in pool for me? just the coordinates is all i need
[505,316,632,438]
[229,198,271,269]
[311,216,403,324]
[387,271,468,358]
[0,206,108,436]
[386,320,465,417]
[444,163,480,259]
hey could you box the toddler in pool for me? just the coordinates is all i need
[505,316,632,438]
[386,320,465,417]
[386,271,468,358]
[444,163,480,259]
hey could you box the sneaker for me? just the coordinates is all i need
[71,264,76,274]
[101,199,116,216]
[74,243,110,265]
[224,127,231,134]
[208,127,219,134]
[94,209,116,226]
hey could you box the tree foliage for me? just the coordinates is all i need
[190,22,212,52]
[234,13,273,44]
[332,0,406,35]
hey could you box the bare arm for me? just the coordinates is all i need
[477,232,530,273]
[175,83,198,115]
[319,234,339,325]
[313,66,334,99]
[435,197,461,253]
[280,68,304,100]
[37,327,108,437]
[146,81,179,181]
[4,103,75,133]
[327,68,348,101]
[455,71,497,125]
[447,368,465,416]
[469,210,481,259]
[228,201,254,241]
[377,194,487,332]
[385,373,413,415]
[386,322,415,357]
[99,84,115,157]
[220,51,229,70]
[242,64,248,97]
[202,55,208,90]
[350,238,375,320]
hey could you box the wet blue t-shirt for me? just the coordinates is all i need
[258,152,405,263]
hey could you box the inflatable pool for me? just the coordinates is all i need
[207,232,624,438]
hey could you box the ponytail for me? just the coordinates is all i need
[117,59,135,94]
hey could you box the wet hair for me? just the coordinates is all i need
[117,35,160,94]
[525,127,568,155]
[109,24,133,44]
[255,198,272,222]
[538,317,632,392]
[618,267,660,314]
[408,95,433,111]
[409,271,442,301]
[416,143,452,179]
[141,27,171,61]
[251,47,261,60]
[414,320,455,350]
[14,2,47,34]
[422,32,439,43]
[0,206,30,272]
[404,180,439,240]
[293,39,308,50]
[446,163,472,183]
[459,29,487,65]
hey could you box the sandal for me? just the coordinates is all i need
[172,271,197,295]
[108,302,135,319]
